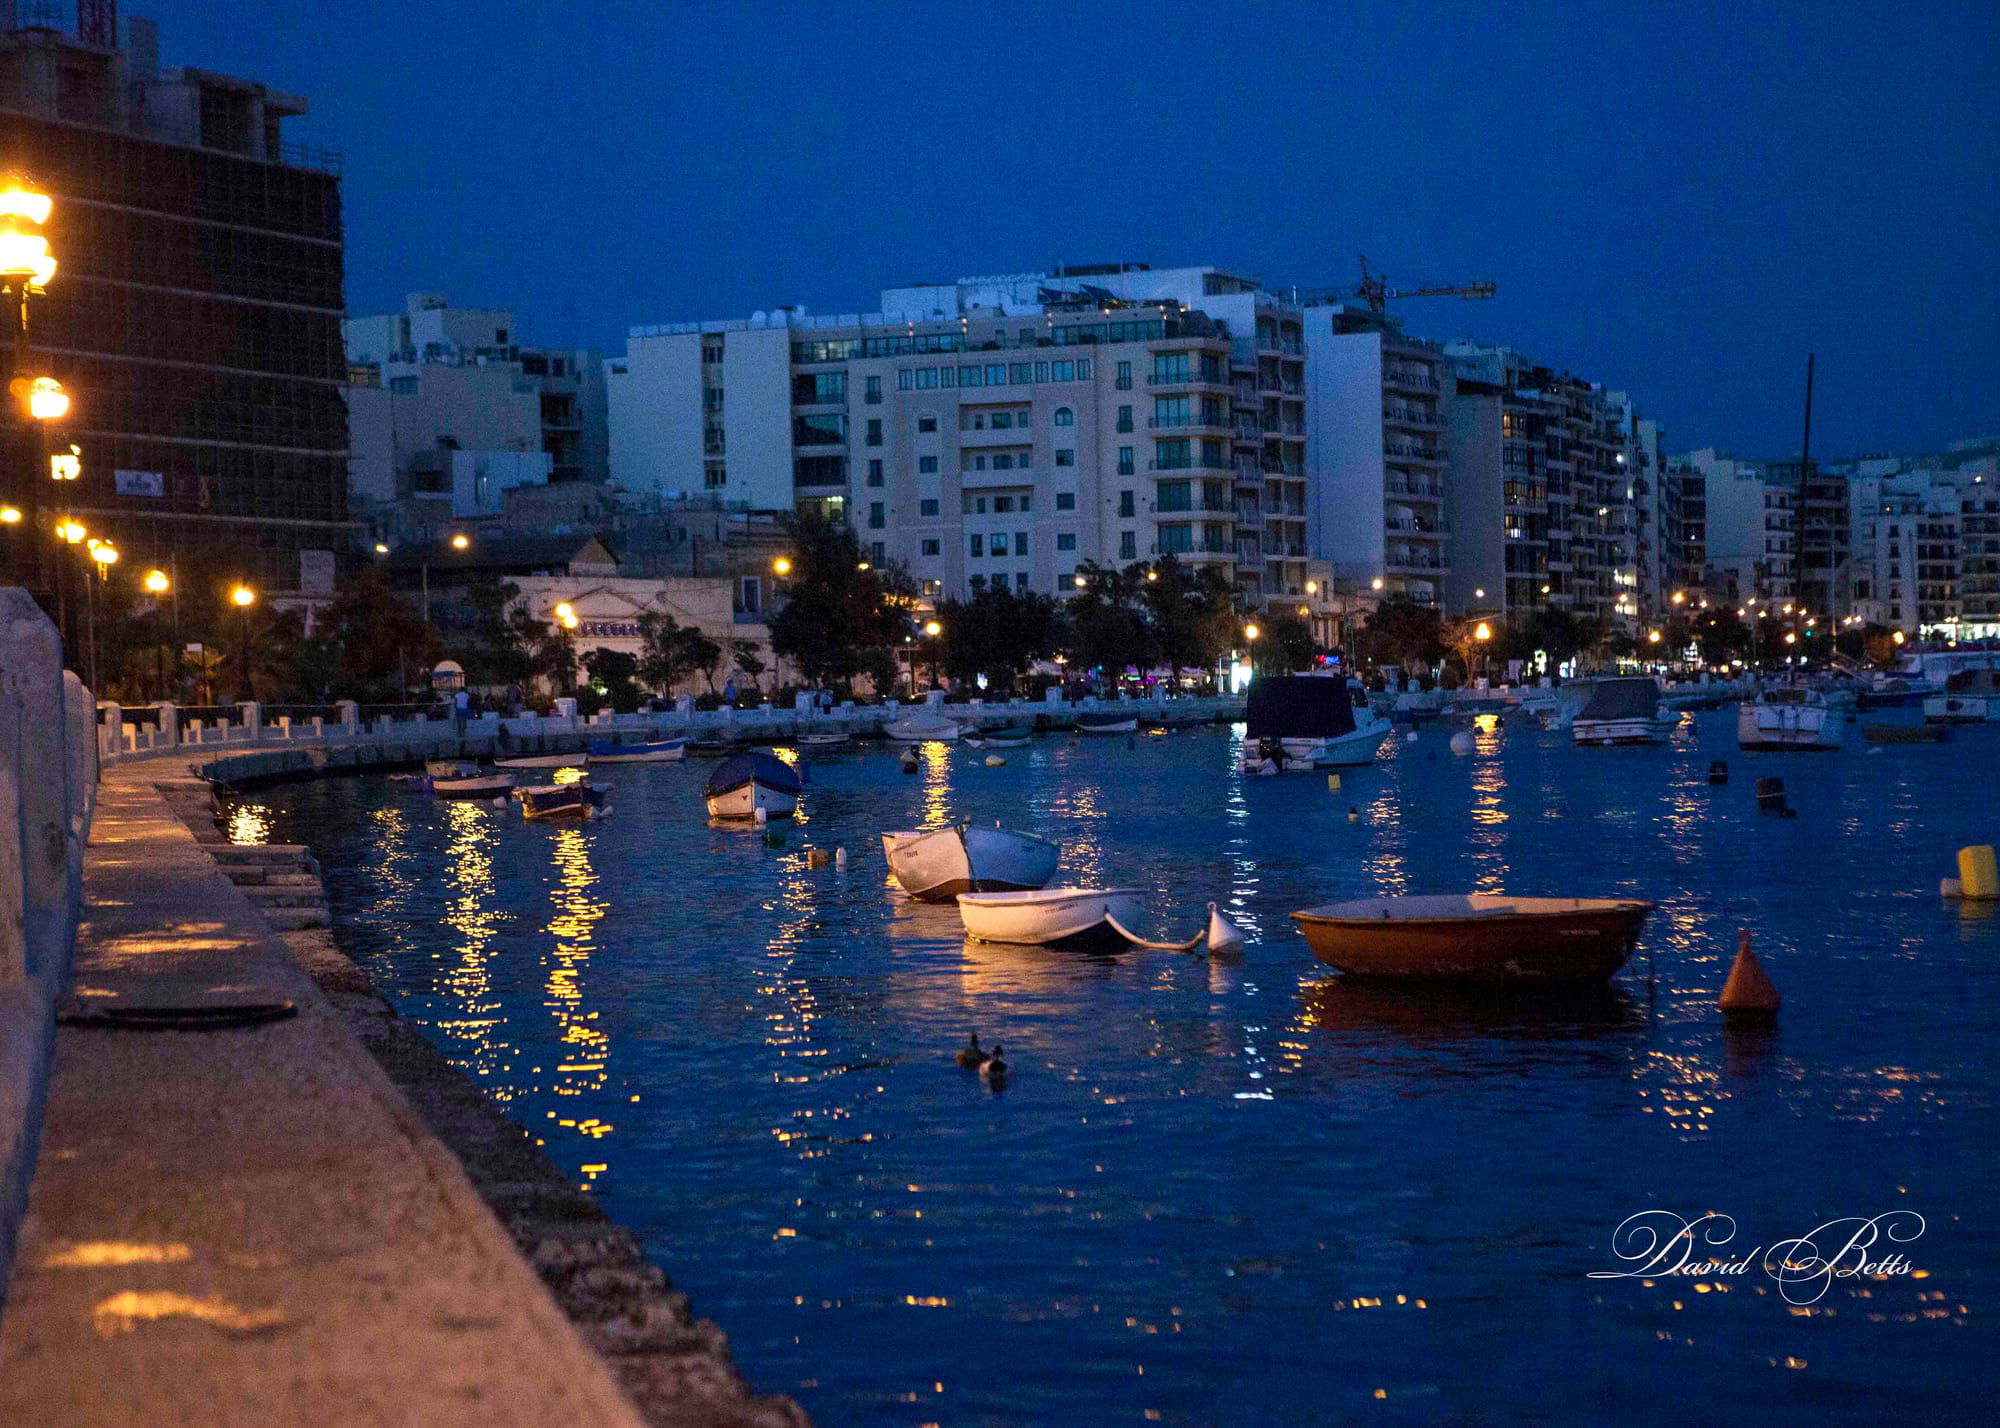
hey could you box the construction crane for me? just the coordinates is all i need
[1299,256,1496,314]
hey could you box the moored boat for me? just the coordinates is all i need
[518,781,610,821]
[964,724,1034,749]
[795,731,849,749]
[1074,712,1139,735]
[881,822,1060,902]
[1861,722,1950,744]
[423,761,515,798]
[1240,675,1385,773]
[885,715,962,742]
[1922,667,2000,724]
[1291,894,1654,982]
[956,887,1145,949]
[702,751,803,819]
[493,752,587,770]
[1571,677,1679,746]
[587,737,686,763]
[1738,685,1844,750]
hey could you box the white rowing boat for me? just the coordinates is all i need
[880,823,1059,902]
[956,887,1144,948]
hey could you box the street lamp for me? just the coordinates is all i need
[231,584,255,700]
[0,506,19,524]
[1073,573,1087,589]
[1243,623,1261,642]
[772,555,793,577]
[57,519,84,543]
[2,174,58,607]
[373,542,389,555]
[22,373,67,420]
[1648,628,1662,645]
[923,620,942,637]
[450,532,470,551]
[1305,580,1318,596]
[1370,578,1384,591]
[143,568,172,698]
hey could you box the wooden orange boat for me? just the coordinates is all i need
[1291,894,1654,983]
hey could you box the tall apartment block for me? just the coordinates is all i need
[1300,306,1450,606]
[1441,344,1643,630]
[1686,450,1796,608]
[608,265,1321,612]
[1844,440,2000,638]
[345,293,608,539]
[0,8,347,592]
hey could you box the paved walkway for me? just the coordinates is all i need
[0,770,650,1425]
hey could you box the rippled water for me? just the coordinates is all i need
[241,711,1999,1425]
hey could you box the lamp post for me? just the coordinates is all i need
[232,584,255,700]
[145,567,171,700]
[554,601,579,698]
[1,174,57,608]
[921,618,942,691]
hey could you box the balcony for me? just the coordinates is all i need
[1148,416,1233,433]
[959,427,1034,448]
[1148,372,1233,390]
[1384,441,1443,464]
[1383,405,1441,430]
[1386,519,1450,537]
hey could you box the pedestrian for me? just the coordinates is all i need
[723,678,738,706]
[453,685,469,738]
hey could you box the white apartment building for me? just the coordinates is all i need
[607,265,1319,613]
[1845,441,2000,638]
[1687,449,1797,608]
[346,293,609,532]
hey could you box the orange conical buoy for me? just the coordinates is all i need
[1719,930,1780,1023]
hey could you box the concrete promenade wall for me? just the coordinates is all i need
[0,593,94,1305]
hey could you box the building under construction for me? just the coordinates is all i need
[0,3,348,595]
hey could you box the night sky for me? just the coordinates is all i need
[170,0,1997,459]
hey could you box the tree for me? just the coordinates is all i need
[684,629,724,692]
[308,567,440,702]
[1250,614,1317,677]
[636,610,693,693]
[456,578,533,690]
[1139,555,1238,682]
[766,511,917,691]
[1362,596,1442,672]
[581,647,644,713]
[1061,561,1155,679]
[936,584,1064,695]
[729,639,767,693]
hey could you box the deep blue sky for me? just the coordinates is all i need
[170,0,1996,459]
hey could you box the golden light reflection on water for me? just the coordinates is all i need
[225,803,273,845]
[1467,750,1509,894]
[435,798,510,1088]
[543,826,613,1184]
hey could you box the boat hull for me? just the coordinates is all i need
[428,775,515,798]
[587,743,687,763]
[1292,896,1653,982]
[518,783,609,821]
[1075,716,1139,735]
[956,887,1145,947]
[1922,694,2000,724]
[494,753,586,769]
[1572,716,1678,747]
[1737,702,1844,750]
[705,781,798,820]
[881,825,1060,902]
[885,719,961,742]
[1241,722,1387,773]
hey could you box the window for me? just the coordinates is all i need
[918,414,938,433]
[795,454,846,486]
[1019,494,1032,513]
[994,495,1014,513]
[704,462,726,489]
[1117,446,1135,476]
[898,369,914,390]
[702,339,724,364]
[986,363,1006,386]
[1053,407,1074,426]
[795,371,846,404]
[923,578,943,596]
[992,411,1014,430]
[1119,531,1137,559]
[920,498,940,516]
[958,365,984,388]
[992,534,1009,556]
[1018,571,1030,589]
[1117,405,1133,432]
[737,576,761,613]
[963,494,988,514]
[795,413,847,444]
[1057,533,1077,551]
[1158,524,1193,554]
[1116,360,1132,390]
[1055,449,1075,468]
[1119,490,1136,518]
[970,534,984,557]
[869,502,885,529]
[1154,437,1191,469]
[921,538,940,556]
[1153,352,1191,383]
[992,573,1009,590]
[866,418,883,446]
[993,454,1013,470]
[1009,363,1032,383]
[865,374,882,404]
[1015,531,1029,554]
[872,541,886,562]
[1157,480,1192,513]
[1153,396,1190,428]
[919,456,938,474]
[1056,492,1075,511]
[867,459,884,487]
[1051,361,1074,382]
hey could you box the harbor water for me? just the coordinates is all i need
[235,711,1999,1426]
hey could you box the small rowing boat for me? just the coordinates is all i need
[587,737,686,764]
[1074,713,1138,735]
[885,716,962,742]
[703,751,803,820]
[956,887,1144,949]
[881,823,1059,902]
[1291,894,1654,983]
[963,724,1033,749]
[423,761,515,798]
[795,731,849,750]
[494,752,587,770]
[518,782,610,821]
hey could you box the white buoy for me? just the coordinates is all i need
[754,806,768,826]
[1405,731,1419,743]
[1449,731,1475,756]
[1206,901,1246,953]
[835,847,848,870]
[985,754,1006,767]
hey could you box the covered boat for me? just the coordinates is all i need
[703,751,803,819]
[1075,712,1139,734]
[1241,675,1385,773]
[956,887,1144,948]
[518,782,610,821]
[587,737,686,763]
[1291,894,1654,982]
[1922,667,2000,724]
[422,761,515,798]
[885,715,962,742]
[964,724,1034,748]
[1571,677,1677,746]
[880,822,1059,902]
[1738,685,1844,750]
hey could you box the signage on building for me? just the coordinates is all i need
[114,469,165,497]
[299,548,336,596]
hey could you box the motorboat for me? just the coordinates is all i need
[422,761,515,798]
[956,887,1145,949]
[1240,675,1385,774]
[795,731,849,750]
[1738,686,1844,751]
[518,782,610,821]
[964,724,1034,748]
[1856,677,1934,710]
[1074,712,1139,734]
[587,737,686,763]
[1570,677,1679,746]
[885,715,962,742]
[1861,722,1950,744]
[880,822,1060,902]
[1291,894,1654,982]
[493,752,587,770]
[702,751,803,819]
[1923,667,2000,724]
[1390,689,1444,726]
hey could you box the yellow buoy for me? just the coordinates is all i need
[805,848,831,869]
[1326,772,1341,792]
[1957,845,1999,900]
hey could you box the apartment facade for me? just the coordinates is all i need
[1687,449,1797,608]
[345,293,608,539]
[608,265,1319,614]
[0,10,348,593]
[1845,441,2000,638]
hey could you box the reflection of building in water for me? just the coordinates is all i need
[543,827,614,1185]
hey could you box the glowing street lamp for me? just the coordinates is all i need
[1671,590,1686,605]
[1145,568,1158,583]
[1073,573,1088,589]
[373,542,390,555]
[231,584,256,698]
[232,584,255,608]
[0,506,19,524]
[923,620,942,638]
[1648,629,1662,644]
[49,441,80,480]
[449,532,470,551]
[1892,630,1906,645]
[57,519,85,543]
[554,601,575,622]
[1243,623,1261,642]
[1369,577,1384,591]
[1305,580,1318,596]
[1473,622,1492,642]
[0,176,57,293]
[20,374,68,420]
[144,568,169,594]
[772,555,793,577]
